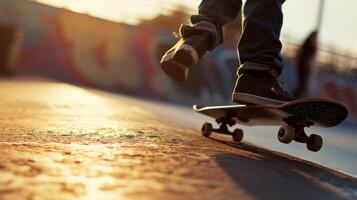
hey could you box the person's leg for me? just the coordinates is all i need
[239,0,285,76]
[160,0,242,81]
[233,0,294,104]
[192,0,242,27]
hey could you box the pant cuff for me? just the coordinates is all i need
[179,20,222,50]
[238,62,280,78]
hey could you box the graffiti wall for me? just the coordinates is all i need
[0,0,149,92]
[0,0,356,124]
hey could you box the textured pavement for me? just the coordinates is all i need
[0,79,357,200]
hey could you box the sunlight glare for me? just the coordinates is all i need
[33,0,198,24]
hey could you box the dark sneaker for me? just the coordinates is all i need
[160,32,211,81]
[232,73,295,105]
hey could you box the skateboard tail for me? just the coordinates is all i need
[320,106,348,127]
[281,101,348,127]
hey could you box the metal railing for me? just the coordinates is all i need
[283,39,357,74]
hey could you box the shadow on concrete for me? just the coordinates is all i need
[210,137,357,200]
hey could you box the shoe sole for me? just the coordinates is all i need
[233,92,287,105]
[160,45,198,81]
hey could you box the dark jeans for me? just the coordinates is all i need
[191,0,285,77]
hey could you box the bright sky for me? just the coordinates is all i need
[34,0,357,52]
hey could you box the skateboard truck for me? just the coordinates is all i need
[278,116,323,152]
[201,116,244,143]
[201,115,324,152]
[216,116,235,127]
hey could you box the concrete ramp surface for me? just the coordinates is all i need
[0,79,356,200]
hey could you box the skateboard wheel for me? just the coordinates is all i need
[277,125,295,144]
[232,128,243,142]
[306,134,323,152]
[201,123,213,137]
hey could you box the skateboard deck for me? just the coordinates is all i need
[193,98,348,152]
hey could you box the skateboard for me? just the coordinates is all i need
[193,98,348,152]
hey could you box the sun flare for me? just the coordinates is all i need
[33,0,198,24]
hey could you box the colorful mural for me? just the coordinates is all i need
[0,0,356,124]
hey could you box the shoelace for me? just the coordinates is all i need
[271,80,293,98]
[278,79,286,86]
[173,31,181,39]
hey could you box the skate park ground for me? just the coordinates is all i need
[0,78,356,200]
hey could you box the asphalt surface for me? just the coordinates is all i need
[0,79,357,200]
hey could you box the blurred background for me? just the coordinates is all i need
[0,0,356,124]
